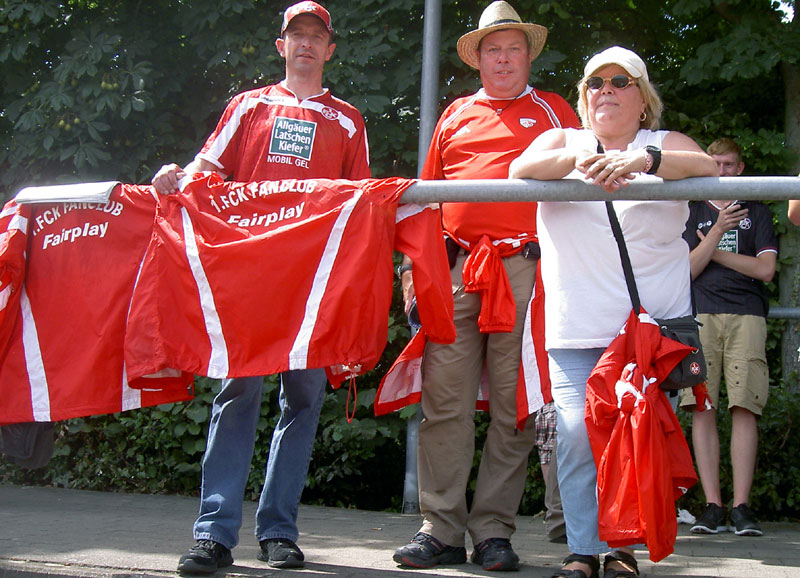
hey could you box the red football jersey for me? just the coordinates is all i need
[422,86,579,249]
[197,82,370,182]
[124,174,455,383]
[0,189,193,424]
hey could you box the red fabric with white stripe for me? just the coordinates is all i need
[0,189,194,425]
[585,309,698,562]
[124,173,455,382]
[375,262,550,429]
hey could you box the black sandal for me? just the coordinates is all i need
[550,553,600,578]
[603,550,639,578]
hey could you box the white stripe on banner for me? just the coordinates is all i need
[120,251,148,412]
[0,285,12,311]
[120,362,141,412]
[395,203,425,223]
[521,285,544,415]
[20,286,51,422]
[0,204,17,219]
[289,191,362,369]
[181,207,230,378]
[9,213,28,234]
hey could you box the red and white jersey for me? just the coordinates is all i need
[422,86,579,250]
[375,87,578,425]
[0,188,194,425]
[196,82,370,182]
[124,173,455,383]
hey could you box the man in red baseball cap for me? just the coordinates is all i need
[153,2,370,575]
[281,0,332,35]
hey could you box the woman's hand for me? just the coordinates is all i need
[576,149,647,193]
[401,271,415,315]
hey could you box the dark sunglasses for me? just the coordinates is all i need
[585,74,637,90]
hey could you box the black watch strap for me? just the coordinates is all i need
[396,263,412,278]
[645,145,662,174]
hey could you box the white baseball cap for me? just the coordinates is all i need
[584,46,649,81]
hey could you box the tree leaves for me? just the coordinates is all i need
[0,0,799,516]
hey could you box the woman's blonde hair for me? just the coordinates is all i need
[576,71,663,131]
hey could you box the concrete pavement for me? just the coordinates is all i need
[1,484,800,577]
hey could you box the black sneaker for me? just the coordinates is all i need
[258,538,305,568]
[177,540,233,575]
[471,537,520,571]
[730,504,763,536]
[690,503,728,534]
[393,532,467,568]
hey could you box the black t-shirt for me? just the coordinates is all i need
[683,201,777,317]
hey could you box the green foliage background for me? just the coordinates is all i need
[2,0,800,522]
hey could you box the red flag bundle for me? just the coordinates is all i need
[585,309,699,562]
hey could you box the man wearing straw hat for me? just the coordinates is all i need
[394,1,579,571]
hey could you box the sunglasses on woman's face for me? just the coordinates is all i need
[585,74,637,90]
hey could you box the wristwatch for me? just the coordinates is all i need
[396,263,412,278]
[644,145,662,174]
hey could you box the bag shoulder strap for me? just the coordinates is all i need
[598,140,697,318]
[605,200,642,313]
[596,140,643,313]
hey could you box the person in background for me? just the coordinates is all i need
[788,196,800,225]
[152,2,370,574]
[681,138,777,538]
[536,402,567,543]
[509,45,717,578]
[393,1,579,571]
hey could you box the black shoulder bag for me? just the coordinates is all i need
[605,201,706,391]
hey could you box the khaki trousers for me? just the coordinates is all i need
[418,253,537,547]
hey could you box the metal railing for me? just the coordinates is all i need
[401,176,800,204]
[770,307,800,319]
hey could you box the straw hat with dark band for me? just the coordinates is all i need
[456,1,548,70]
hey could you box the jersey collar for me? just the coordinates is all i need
[477,85,533,102]
[708,200,740,211]
[278,80,329,103]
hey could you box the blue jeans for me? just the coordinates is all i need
[548,348,608,555]
[193,369,326,549]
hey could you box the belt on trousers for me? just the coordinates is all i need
[445,236,540,269]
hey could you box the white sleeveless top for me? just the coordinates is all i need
[537,128,692,349]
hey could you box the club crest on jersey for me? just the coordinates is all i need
[519,118,537,128]
[269,116,316,162]
[321,106,339,121]
[739,217,752,230]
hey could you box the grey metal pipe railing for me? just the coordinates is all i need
[400,176,800,204]
[769,307,800,319]
[416,0,441,174]
[402,0,442,516]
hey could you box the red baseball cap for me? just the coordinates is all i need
[281,1,333,34]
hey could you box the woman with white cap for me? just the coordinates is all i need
[509,47,716,578]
